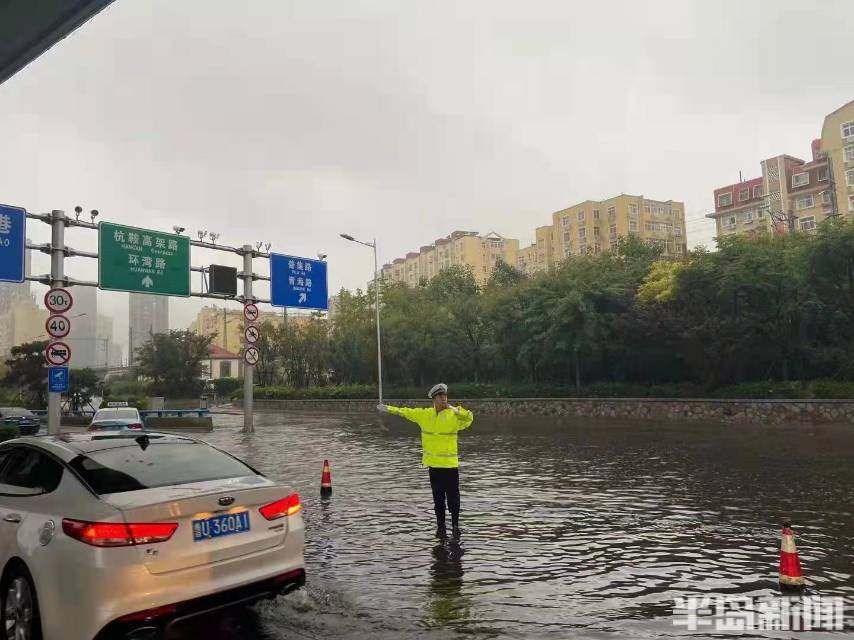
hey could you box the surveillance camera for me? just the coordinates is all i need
[172,226,185,234]
[90,210,99,218]
[74,206,83,214]
[317,252,328,260]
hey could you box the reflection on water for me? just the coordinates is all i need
[426,541,468,628]
[171,412,854,639]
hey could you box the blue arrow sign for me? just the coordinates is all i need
[48,366,69,393]
[0,204,26,283]
[270,254,328,310]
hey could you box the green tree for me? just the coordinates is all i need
[135,330,213,397]
[426,266,489,382]
[328,288,376,385]
[67,368,99,414]
[2,340,48,408]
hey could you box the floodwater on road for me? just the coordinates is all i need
[173,411,854,639]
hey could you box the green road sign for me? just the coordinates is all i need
[98,222,190,296]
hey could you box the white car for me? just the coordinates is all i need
[88,407,145,432]
[0,432,305,640]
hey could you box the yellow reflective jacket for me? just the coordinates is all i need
[386,405,474,468]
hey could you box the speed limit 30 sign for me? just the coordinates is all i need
[44,288,73,313]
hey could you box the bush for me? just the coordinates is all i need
[806,379,854,399]
[213,377,242,397]
[246,379,854,401]
[0,388,24,406]
[710,381,807,399]
[0,427,19,443]
[103,379,148,398]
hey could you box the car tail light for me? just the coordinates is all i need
[259,493,301,520]
[62,519,178,547]
[128,423,144,430]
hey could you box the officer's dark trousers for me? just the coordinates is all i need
[428,467,460,529]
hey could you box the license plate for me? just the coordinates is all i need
[192,511,250,542]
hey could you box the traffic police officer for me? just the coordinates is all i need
[378,383,474,539]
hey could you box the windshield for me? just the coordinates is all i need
[93,409,138,421]
[69,442,256,494]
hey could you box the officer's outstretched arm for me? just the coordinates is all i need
[452,406,474,431]
[383,405,428,425]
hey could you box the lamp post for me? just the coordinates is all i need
[340,233,383,403]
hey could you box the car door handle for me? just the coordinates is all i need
[3,514,21,524]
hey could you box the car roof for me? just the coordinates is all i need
[0,432,200,462]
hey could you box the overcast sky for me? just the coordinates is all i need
[1,0,852,358]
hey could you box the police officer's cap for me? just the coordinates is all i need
[428,383,448,399]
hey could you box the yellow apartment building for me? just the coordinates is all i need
[535,194,686,269]
[189,306,311,352]
[12,300,48,346]
[821,100,854,219]
[381,230,520,286]
[517,225,555,275]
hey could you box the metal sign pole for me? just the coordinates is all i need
[48,210,65,435]
[373,239,383,405]
[242,244,254,434]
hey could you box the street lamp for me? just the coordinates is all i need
[340,233,383,403]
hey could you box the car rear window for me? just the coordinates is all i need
[68,442,256,494]
[94,409,138,420]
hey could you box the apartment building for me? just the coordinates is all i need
[128,293,169,365]
[545,194,686,265]
[517,225,555,276]
[821,100,854,218]
[709,151,833,237]
[708,99,854,237]
[381,230,520,286]
[189,305,307,352]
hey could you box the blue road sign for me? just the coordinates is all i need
[0,204,26,283]
[48,367,69,393]
[270,254,328,310]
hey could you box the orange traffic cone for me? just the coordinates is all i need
[320,459,332,498]
[779,522,804,591]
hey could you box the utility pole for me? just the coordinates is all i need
[373,237,383,404]
[242,244,254,434]
[339,233,383,402]
[47,210,65,435]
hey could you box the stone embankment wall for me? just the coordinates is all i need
[248,398,854,425]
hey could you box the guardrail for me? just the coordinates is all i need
[140,409,211,418]
[30,408,210,420]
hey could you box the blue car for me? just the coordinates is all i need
[0,407,41,436]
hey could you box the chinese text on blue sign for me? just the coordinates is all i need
[48,367,69,393]
[0,204,26,283]
[270,254,328,310]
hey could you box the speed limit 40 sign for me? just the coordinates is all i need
[45,315,71,339]
[44,288,73,313]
